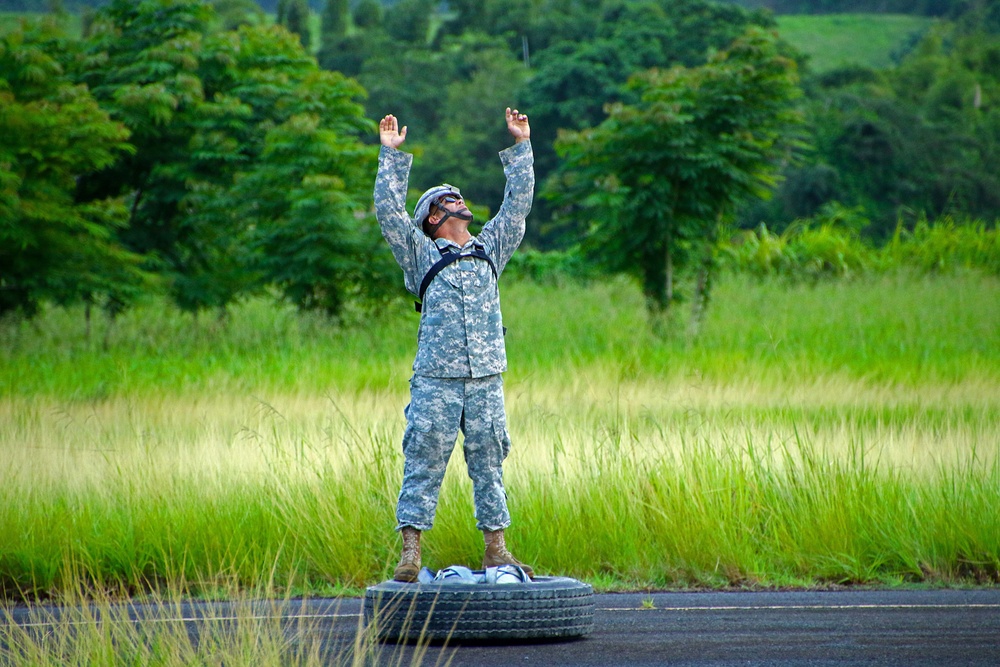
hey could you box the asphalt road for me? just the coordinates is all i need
[8,589,1000,666]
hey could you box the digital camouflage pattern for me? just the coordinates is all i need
[374,140,534,378]
[374,140,533,532]
[395,374,512,531]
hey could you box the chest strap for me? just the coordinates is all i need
[415,245,498,313]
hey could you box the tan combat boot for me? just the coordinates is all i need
[393,527,421,583]
[482,529,534,579]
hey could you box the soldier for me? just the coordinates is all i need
[374,108,534,582]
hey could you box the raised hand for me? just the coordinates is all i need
[380,114,407,149]
[506,107,530,143]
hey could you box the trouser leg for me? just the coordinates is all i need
[395,375,463,531]
[461,374,511,532]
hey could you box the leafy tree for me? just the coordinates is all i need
[317,0,377,77]
[383,0,434,45]
[69,0,379,316]
[232,115,396,315]
[209,25,390,315]
[352,0,383,30]
[520,0,777,246]
[0,19,148,317]
[210,0,265,30]
[411,34,529,217]
[282,0,311,51]
[442,0,540,52]
[73,0,232,312]
[551,28,804,333]
[523,0,603,53]
[751,18,1000,238]
[357,44,457,135]
[320,0,347,40]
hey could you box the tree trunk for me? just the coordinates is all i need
[102,311,115,352]
[687,233,717,342]
[664,234,673,308]
[649,236,675,337]
[688,260,709,341]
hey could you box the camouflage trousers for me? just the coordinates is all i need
[396,374,512,532]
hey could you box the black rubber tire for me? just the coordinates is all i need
[363,576,594,642]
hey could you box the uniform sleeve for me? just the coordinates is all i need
[478,140,534,275]
[374,145,424,294]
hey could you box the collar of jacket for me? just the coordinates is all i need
[434,236,480,253]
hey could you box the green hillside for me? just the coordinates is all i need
[776,13,934,72]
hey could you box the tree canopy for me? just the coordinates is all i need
[6,0,999,326]
[551,28,803,326]
[4,0,392,320]
[0,18,148,316]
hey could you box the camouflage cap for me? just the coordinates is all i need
[413,184,462,226]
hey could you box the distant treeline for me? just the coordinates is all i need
[0,0,981,13]
[721,0,960,15]
[0,0,317,10]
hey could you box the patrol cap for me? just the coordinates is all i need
[413,183,462,225]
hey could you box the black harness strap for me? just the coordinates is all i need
[415,245,498,313]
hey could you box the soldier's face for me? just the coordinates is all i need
[438,194,467,212]
[430,194,469,222]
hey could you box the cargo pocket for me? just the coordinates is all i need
[402,416,434,457]
[491,418,511,464]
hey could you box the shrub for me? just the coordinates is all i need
[881,215,1000,276]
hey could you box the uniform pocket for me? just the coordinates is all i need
[402,415,434,458]
[491,418,511,462]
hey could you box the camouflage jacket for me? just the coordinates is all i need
[374,140,534,378]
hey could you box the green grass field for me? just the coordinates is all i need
[1,271,998,602]
[776,13,934,72]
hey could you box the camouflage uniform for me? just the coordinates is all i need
[374,140,534,532]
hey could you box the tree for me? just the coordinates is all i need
[70,0,380,316]
[284,0,311,51]
[0,19,149,317]
[750,18,1000,239]
[212,26,392,315]
[210,0,265,30]
[411,34,529,216]
[520,0,777,246]
[320,0,348,42]
[352,0,383,30]
[382,0,434,45]
[551,28,804,333]
[317,0,373,77]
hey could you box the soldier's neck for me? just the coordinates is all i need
[435,225,472,247]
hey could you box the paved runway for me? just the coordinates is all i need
[8,589,1000,666]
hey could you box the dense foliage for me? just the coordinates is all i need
[723,0,969,16]
[5,0,999,331]
[551,28,803,326]
[2,0,398,319]
[0,19,148,316]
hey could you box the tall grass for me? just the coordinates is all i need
[0,580,423,667]
[3,272,997,397]
[1,273,998,598]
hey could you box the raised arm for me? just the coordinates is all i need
[374,115,423,292]
[479,109,534,273]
